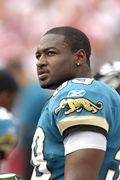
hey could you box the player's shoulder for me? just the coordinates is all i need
[0,108,19,157]
[94,79,120,103]
[0,107,14,120]
[52,78,94,97]
[49,78,119,107]
[52,78,115,98]
[49,78,94,109]
[0,107,19,134]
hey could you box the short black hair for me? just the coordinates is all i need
[45,26,91,66]
[0,69,19,92]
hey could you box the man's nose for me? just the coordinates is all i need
[36,54,47,67]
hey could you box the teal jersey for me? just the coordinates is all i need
[0,107,19,155]
[31,78,120,180]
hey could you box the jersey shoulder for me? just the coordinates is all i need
[51,78,119,105]
[0,107,19,155]
[0,107,19,135]
[48,78,119,136]
[52,78,94,99]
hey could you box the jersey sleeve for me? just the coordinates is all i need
[64,131,107,155]
[51,78,110,138]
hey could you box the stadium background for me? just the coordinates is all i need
[0,0,120,179]
[0,0,120,75]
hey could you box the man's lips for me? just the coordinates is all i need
[38,70,49,80]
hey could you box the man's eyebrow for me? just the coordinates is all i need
[36,47,57,54]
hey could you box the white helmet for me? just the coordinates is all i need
[94,61,120,93]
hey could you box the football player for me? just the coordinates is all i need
[0,69,24,180]
[31,26,120,180]
[0,69,19,161]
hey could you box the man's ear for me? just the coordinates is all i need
[74,49,87,66]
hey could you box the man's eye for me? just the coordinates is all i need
[47,51,56,56]
[36,54,41,59]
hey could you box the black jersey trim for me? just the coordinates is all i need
[63,125,107,139]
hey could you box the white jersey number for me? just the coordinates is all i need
[31,127,51,180]
[105,150,120,180]
[53,78,94,96]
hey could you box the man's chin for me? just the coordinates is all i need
[40,81,56,90]
[39,78,62,90]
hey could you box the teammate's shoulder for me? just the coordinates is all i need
[0,107,13,120]
[0,107,19,133]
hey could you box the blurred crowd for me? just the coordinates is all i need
[0,0,120,73]
[0,0,120,179]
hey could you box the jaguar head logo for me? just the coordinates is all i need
[55,99,68,114]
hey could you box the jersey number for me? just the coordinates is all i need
[31,127,51,180]
[105,149,120,180]
[53,78,94,96]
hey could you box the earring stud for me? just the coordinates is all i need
[76,62,80,66]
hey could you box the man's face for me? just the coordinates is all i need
[7,91,18,111]
[0,91,18,111]
[36,34,74,89]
